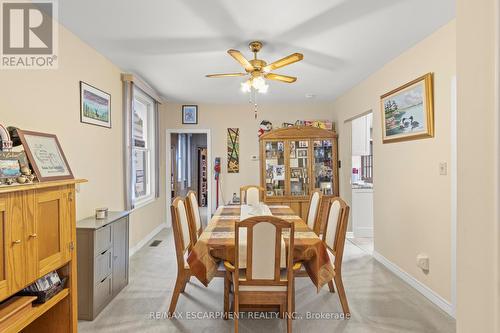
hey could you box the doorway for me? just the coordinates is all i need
[166,129,212,228]
[350,112,374,253]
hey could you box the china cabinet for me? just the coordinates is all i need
[259,126,339,232]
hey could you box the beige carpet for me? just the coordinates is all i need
[79,228,455,333]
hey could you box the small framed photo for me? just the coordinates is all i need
[0,151,27,179]
[18,130,74,182]
[277,142,284,152]
[182,105,198,124]
[297,149,308,158]
[80,81,111,128]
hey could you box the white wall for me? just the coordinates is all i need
[161,102,333,213]
[456,0,499,331]
[0,24,166,250]
[332,21,456,303]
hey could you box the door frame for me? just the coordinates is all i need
[166,129,212,228]
[345,110,373,239]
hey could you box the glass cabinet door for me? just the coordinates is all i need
[264,141,286,197]
[289,140,310,197]
[313,139,334,195]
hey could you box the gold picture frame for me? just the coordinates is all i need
[380,73,434,143]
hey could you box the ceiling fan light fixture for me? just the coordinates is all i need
[258,83,269,94]
[252,76,266,90]
[241,80,252,93]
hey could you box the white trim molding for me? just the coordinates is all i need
[129,223,167,257]
[373,251,454,318]
[450,75,457,317]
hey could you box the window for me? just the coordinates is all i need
[132,88,156,206]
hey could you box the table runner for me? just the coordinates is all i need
[239,203,272,220]
[187,205,335,291]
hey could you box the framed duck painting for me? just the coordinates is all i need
[380,73,434,143]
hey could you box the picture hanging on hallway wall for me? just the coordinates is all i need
[80,81,111,128]
[227,128,239,173]
[182,105,198,124]
[381,73,434,143]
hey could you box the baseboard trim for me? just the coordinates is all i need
[129,223,167,257]
[372,251,454,318]
[346,231,354,239]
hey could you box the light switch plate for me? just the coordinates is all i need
[439,162,447,175]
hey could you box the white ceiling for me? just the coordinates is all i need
[59,0,455,103]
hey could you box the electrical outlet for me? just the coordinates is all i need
[416,253,429,272]
[439,162,447,175]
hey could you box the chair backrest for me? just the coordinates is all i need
[323,197,350,271]
[170,197,192,268]
[185,190,202,245]
[235,216,294,287]
[240,185,264,205]
[306,190,322,232]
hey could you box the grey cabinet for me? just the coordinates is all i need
[112,216,129,295]
[77,211,129,321]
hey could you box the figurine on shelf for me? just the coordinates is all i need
[0,124,13,151]
[258,120,272,137]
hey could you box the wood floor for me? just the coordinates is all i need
[79,228,455,333]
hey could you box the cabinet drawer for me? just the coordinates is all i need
[94,249,112,284]
[94,275,112,313]
[94,225,112,256]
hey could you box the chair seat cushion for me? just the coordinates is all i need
[328,250,336,265]
[233,269,289,292]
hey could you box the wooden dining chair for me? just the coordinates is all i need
[305,190,322,234]
[240,185,264,205]
[185,190,203,246]
[224,216,295,333]
[168,197,225,317]
[322,197,351,315]
[168,197,193,317]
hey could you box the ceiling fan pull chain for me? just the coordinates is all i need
[252,88,258,119]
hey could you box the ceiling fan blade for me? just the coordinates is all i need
[205,73,247,78]
[227,49,254,71]
[265,73,297,83]
[263,53,304,72]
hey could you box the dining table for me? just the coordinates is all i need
[187,204,335,291]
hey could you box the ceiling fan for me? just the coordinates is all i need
[206,41,304,93]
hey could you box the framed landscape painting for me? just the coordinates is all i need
[80,81,111,128]
[381,73,434,143]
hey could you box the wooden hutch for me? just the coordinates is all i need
[259,126,339,232]
[0,179,85,332]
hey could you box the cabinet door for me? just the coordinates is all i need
[313,139,334,195]
[35,188,71,276]
[0,196,10,300]
[6,192,27,294]
[352,116,368,156]
[112,217,128,295]
[288,140,310,197]
[263,141,287,198]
